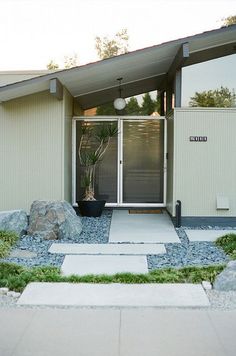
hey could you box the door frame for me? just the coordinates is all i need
[72,116,167,208]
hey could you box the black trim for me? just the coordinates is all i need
[180,216,236,227]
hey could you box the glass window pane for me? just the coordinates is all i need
[123,120,164,203]
[76,121,117,203]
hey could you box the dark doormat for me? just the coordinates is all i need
[129,209,163,214]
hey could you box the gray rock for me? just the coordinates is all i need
[0,210,28,235]
[214,260,236,291]
[27,200,82,240]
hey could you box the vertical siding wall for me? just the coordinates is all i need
[174,108,236,217]
[166,113,175,216]
[63,89,73,203]
[0,91,63,212]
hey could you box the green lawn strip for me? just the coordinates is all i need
[215,233,236,260]
[0,262,225,293]
[0,230,19,258]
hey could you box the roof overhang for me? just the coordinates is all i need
[0,25,236,109]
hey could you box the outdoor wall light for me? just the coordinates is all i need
[113,77,126,110]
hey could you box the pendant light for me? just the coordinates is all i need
[113,77,126,110]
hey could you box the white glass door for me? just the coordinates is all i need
[73,117,166,207]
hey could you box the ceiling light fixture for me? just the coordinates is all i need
[113,77,126,110]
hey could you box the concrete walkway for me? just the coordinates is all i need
[61,255,149,276]
[109,209,180,243]
[0,307,235,356]
[17,283,210,307]
[185,229,235,242]
[49,242,166,255]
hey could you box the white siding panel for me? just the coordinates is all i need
[174,108,236,216]
[0,91,63,212]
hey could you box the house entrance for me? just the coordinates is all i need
[73,116,166,207]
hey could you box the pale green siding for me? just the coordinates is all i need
[174,108,236,217]
[0,91,64,212]
[63,88,73,202]
[166,113,175,216]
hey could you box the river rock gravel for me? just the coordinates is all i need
[0,210,231,270]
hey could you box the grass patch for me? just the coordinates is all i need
[0,230,19,258]
[215,233,236,259]
[0,241,11,258]
[0,262,225,293]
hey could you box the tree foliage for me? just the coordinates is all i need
[46,53,79,70]
[222,15,236,26]
[96,93,158,116]
[95,29,129,59]
[140,93,156,115]
[94,29,157,115]
[64,53,79,69]
[126,97,141,115]
[189,86,236,108]
[96,102,116,116]
[46,60,59,70]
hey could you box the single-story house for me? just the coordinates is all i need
[0,25,236,225]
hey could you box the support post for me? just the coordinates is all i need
[174,69,182,107]
[160,91,165,116]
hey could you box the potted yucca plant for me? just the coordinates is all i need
[77,122,118,217]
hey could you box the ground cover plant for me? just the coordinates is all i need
[0,262,225,293]
[215,233,236,259]
[0,231,19,258]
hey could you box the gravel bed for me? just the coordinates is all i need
[206,290,236,309]
[0,209,112,268]
[0,210,231,270]
[1,212,235,309]
[148,227,229,270]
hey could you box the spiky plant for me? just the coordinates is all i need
[78,123,118,201]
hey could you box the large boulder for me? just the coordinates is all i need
[0,210,28,235]
[27,200,82,240]
[213,260,236,291]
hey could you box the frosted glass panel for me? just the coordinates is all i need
[123,120,164,203]
[76,121,117,202]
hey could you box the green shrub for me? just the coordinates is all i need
[0,241,11,258]
[0,230,19,245]
[0,230,19,259]
[215,233,236,259]
[0,262,225,293]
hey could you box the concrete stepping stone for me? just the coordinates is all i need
[10,249,37,259]
[61,255,148,276]
[185,229,236,242]
[109,210,180,243]
[17,282,210,307]
[49,243,166,255]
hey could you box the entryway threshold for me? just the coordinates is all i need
[17,282,210,307]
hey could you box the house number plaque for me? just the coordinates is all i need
[189,136,207,142]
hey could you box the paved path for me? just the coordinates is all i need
[109,209,180,243]
[49,242,166,255]
[61,255,149,276]
[185,229,235,242]
[0,307,235,356]
[17,283,210,307]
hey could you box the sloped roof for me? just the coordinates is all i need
[0,25,236,109]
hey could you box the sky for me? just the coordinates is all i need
[0,0,236,70]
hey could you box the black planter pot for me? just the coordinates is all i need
[77,200,106,217]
